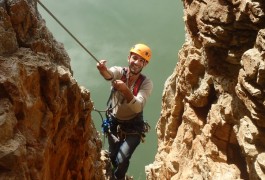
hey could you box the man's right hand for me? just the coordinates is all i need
[97,60,113,80]
[97,60,107,72]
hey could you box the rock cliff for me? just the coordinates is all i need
[2,0,265,180]
[146,0,265,179]
[0,0,105,179]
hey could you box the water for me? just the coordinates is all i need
[38,0,185,179]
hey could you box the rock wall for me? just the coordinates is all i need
[146,0,265,180]
[0,0,104,179]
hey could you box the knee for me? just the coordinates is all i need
[116,156,129,167]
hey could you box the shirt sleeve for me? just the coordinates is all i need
[108,66,123,81]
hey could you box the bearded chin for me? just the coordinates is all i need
[129,67,142,75]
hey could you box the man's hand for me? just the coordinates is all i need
[112,80,127,91]
[97,60,112,80]
[112,80,134,102]
[97,60,107,72]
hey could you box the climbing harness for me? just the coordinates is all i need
[115,117,151,143]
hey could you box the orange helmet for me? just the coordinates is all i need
[130,43,152,62]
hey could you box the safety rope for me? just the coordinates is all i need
[37,0,100,63]
[38,0,114,116]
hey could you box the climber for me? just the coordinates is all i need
[96,43,153,179]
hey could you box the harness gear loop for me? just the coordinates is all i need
[117,124,149,143]
[113,119,150,143]
[99,108,120,144]
[117,125,141,140]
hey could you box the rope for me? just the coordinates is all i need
[37,0,100,63]
[38,0,115,118]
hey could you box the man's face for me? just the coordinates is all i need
[128,53,147,75]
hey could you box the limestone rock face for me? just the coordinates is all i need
[0,0,103,179]
[146,0,265,179]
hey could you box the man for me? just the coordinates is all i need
[96,43,153,179]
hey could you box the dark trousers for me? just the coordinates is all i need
[108,114,143,179]
[108,133,141,179]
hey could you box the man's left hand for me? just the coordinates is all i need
[112,80,127,92]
